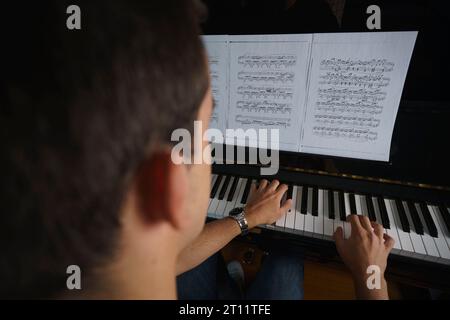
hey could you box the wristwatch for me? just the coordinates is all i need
[228,207,249,236]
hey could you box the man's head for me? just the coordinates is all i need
[0,0,212,298]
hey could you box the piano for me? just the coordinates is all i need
[202,0,450,290]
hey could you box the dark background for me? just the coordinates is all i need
[202,0,450,189]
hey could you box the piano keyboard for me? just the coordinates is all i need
[207,174,450,265]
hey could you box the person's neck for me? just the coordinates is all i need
[78,225,180,299]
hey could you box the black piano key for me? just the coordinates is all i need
[420,202,438,237]
[438,205,450,234]
[210,175,222,198]
[312,187,318,216]
[301,186,308,214]
[338,191,346,221]
[407,201,424,235]
[240,178,253,204]
[218,175,231,200]
[226,176,239,202]
[376,197,390,229]
[287,185,293,199]
[395,199,410,233]
[328,189,335,219]
[365,195,376,222]
[349,193,357,215]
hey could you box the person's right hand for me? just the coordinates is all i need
[244,179,292,229]
[334,215,395,299]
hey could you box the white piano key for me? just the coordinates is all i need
[382,198,402,252]
[432,205,450,249]
[207,176,226,218]
[224,178,245,219]
[402,200,427,257]
[415,203,440,261]
[214,177,234,218]
[333,191,344,235]
[428,205,450,262]
[284,186,297,230]
[323,190,334,238]
[276,191,288,228]
[387,199,414,256]
[355,194,363,215]
[359,195,369,217]
[313,189,324,238]
[294,186,304,233]
[304,187,314,235]
[343,192,352,239]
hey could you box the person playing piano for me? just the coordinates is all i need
[0,0,394,300]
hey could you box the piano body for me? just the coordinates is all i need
[202,0,450,290]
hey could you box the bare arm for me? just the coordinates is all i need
[334,215,395,300]
[176,179,292,275]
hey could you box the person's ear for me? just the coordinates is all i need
[133,150,189,230]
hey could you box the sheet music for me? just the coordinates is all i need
[226,34,312,151]
[301,32,417,160]
[202,32,417,161]
[203,36,229,133]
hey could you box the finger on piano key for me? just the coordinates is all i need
[343,192,352,239]
[437,205,450,235]
[415,203,440,261]
[428,205,450,263]
[407,201,424,235]
[395,199,410,233]
[377,196,390,229]
[215,176,234,217]
[323,189,334,238]
[294,186,305,234]
[358,194,368,217]
[333,191,344,235]
[372,196,391,240]
[276,190,288,228]
[366,194,377,222]
[304,187,314,236]
[402,201,427,257]
[382,198,402,252]
[313,189,324,238]
[419,202,438,237]
[224,178,245,219]
[284,186,297,230]
[387,199,414,256]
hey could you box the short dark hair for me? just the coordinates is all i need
[0,0,208,298]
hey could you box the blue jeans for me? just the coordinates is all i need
[177,251,304,300]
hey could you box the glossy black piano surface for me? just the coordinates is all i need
[202,0,450,289]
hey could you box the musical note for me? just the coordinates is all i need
[238,54,297,68]
[237,71,295,83]
[236,100,293,114]
[237,85,293,99]
[235,115,291,128]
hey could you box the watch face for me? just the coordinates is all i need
[229,207,244,217]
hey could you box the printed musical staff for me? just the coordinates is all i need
[236,100,293,114]
[237,85,293,100]
[235,115,291,128]
[237,71,295,83]
[238,54,297,68]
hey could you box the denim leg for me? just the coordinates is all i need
[176,253,241,300]
[245,252,304,300]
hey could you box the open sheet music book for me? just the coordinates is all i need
[203,32,417,161]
